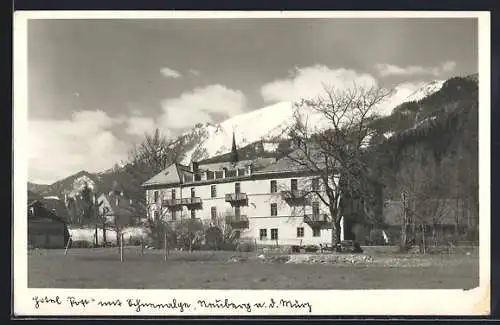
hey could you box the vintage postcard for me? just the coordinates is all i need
[13,10,490,316]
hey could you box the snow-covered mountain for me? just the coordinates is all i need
[177,79,445,164]
[30,75,477,203]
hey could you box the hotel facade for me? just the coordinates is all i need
[142,150,346,247]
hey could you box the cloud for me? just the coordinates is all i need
[375,61,457,77]
[125,116,158,136]
[160,67,182,79]
[28,110,129,184]
[159,84,247,129]
[260,65,378,103]
[189,69,201,77]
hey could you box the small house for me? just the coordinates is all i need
[28,197,70,249]
[97,192,139,228]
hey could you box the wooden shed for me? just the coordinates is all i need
[28,199,70,249]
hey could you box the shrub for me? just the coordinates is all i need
[304,245,319,253]
[127,236,143,246]
[219,242,238,251]
[145,218,177,249]
[236,239,256,252]
[205,226,224,250]
[71,240,92,248]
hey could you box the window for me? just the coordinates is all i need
[259,229,267,240]
[171,189,176,200]
[313,228,321,237]
[211,207,217,220]
[235,182,241,194]
[270,180,277,193]
[234,230,241,239]
[28,207,34,216]
[211,185,217,198]
[215,171,224,179]
[207,171,215,180]
[312,202,320,217]
[312,178,320,191]
[153,191,159,203]
[171,210,177,221]
[270,203,278,216]
[271,228,278,240]
[191,187,195,198]
[153,210,160,220]
[238,168,246,176]
[235,206,241,218]
[291,179,298,191]
[297,227,304,238]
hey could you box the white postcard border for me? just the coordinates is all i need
[13,10,491,316]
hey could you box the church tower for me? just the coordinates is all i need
[230,131,238,165]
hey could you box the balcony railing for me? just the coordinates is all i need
[181,197,202,207]
[225,214,249,229]
[303,213,333,228]
[162,198,182,207]
[281,190,309,203]
[225,193,248,203]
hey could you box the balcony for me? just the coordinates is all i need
[225,193,248,204]
[162,198,182,208]
[225,214,249,229]
[303,213,333,228]
[281,190,309,204]
[181,197,202,208]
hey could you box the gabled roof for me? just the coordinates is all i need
[99,193,137,218]
[142,163,192,187]
[28,200,68,223]
[39,197,70,220]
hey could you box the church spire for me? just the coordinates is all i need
[231,131,238,164]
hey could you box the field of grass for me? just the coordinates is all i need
[28,247,479,290]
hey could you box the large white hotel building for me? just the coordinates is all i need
[142,143,347,246]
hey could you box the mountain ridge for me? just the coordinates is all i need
[30,74,477,203]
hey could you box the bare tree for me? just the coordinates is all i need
[283,83,393,248]
[112,128,185,219]
[396,158,449,251]
[129,128,184,176]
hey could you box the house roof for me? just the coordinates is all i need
[28,200,68,223]
[99,193,137,218]
[39,197,70,220]
[255,149,329,174]
[198,141,280,165]
[255,157,306,174]
[142,163,193,187]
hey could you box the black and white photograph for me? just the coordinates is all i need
[13,11,490,316]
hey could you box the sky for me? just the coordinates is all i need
[27,17,478,184]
